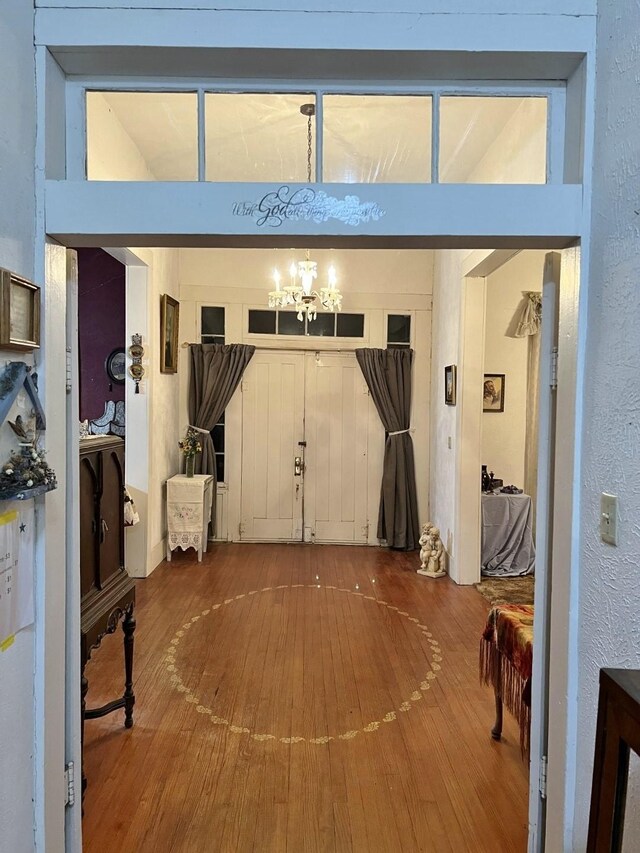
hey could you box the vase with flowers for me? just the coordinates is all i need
[178,427,202,478]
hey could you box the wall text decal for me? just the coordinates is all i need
[232,186,386,228]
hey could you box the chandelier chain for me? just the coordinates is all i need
[266,102,341,321]
[307,112,313,184]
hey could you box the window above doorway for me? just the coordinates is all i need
[84,86,552,186]
[247,308,365,339]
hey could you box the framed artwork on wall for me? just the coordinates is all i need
[444,364,457,405]
[160,294,179,374]
[0,268,40,351]
[105,348,126,384]
[483,373,505,412]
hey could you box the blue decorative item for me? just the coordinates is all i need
[0,362,46,430]
[0,361,56,501]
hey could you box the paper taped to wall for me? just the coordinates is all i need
[0,507,34,647]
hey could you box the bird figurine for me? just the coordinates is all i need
[8,415,36,444]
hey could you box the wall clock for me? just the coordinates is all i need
[106,348,126,384]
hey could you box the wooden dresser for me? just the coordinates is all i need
[79,436,136,794]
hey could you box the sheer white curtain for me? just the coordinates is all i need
[511,292,542,521]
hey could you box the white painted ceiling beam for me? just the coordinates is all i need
[34,1,596,12]
[36,9,595,59]
[45,181,582,249]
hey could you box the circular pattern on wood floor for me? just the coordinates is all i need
[164,583,443,744]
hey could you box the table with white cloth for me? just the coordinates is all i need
[481,493,535,577]
[166,474,214,563]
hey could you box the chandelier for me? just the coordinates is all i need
[267,103,343,322]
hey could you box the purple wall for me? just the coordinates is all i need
[76,248,126,422]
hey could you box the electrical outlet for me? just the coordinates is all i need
[600,493,618,546]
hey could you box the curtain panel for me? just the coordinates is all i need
[188,343,255,534]
[510,291,542,518]
[355,348,420,551]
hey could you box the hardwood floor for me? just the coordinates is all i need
[82,544,528,852]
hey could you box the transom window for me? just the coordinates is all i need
[387,314,412,348]
[85,88,550,185]
[247,309,365,339]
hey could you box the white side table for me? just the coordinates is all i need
[166,474,214,563]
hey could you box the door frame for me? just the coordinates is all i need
[454,246,581,851]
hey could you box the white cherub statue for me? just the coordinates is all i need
[417,522,447,578]
[419,522,434,571]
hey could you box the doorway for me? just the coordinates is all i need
[240,350,369,544]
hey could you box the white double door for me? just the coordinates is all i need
[240,350,369,544]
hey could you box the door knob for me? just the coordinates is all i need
[294,456,304,476]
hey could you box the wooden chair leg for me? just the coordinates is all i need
[122,605,136,729]
[491,650,503,741]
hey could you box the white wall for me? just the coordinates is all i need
[0,3,37,851]
[124,247,181,575]
[572,0,640,848]
[178,248,433,542]
[482,251,546,489]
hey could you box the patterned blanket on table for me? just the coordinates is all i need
[479,604,534,754]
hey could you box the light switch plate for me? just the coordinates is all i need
[600,493,618,546]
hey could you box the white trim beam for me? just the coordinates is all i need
[36,10,595,60]
[44,181,583,248]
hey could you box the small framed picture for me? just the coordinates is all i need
[160,294,180,374]
[444,364,457,406]
[0,268,40,351]
[483,373,506,412]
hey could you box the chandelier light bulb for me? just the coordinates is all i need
[328,266,337,290]
[273,268,281,290]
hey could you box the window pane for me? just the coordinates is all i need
[439,96,547,184]
[336,313,365,338]
[201,335,225,345]
[248,309,277,335]
[306,313,336,337]
[212,424,225,452]
[387,314,411,344]
[205,93,316,182]
[86,91,198,181]
[323,95,431,183]
[201,306,225,336]
[277,311,305,335]
[215,454,225,483]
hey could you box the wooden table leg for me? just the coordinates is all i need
[491,649,503,741]
[81,668,89,798]
[123,605,136,729]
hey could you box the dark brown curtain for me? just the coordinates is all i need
[189,343,255,533]
[355,348,420,551]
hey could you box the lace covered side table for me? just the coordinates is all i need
[166,474,214,562]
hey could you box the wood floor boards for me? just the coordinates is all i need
[82,544,528,853]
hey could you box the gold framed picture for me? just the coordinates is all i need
[483,373,506,412]
[160,294,180,374]
[0,269,41,351]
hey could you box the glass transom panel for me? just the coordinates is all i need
[323,95,432,183]
[205,93,316,182]
[86,91,198,181]
[439,96,547,184]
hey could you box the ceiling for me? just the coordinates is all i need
[88,91,547,184]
